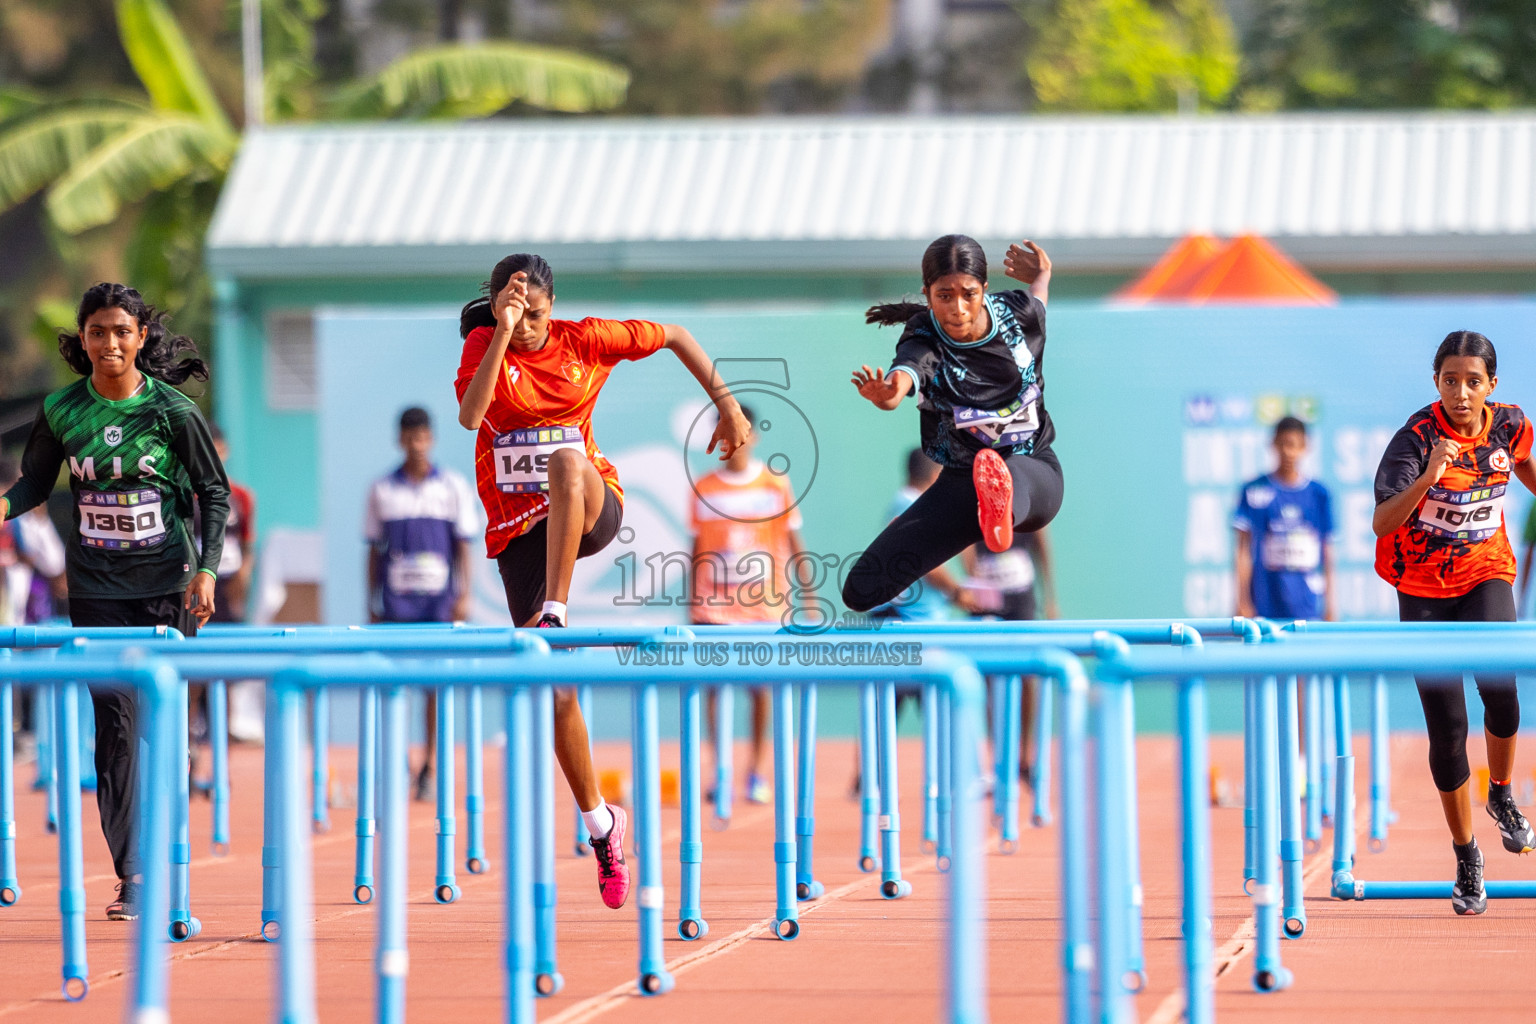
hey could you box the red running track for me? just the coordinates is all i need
[2,733,1534,1022]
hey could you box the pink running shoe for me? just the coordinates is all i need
[590,805,631,910]
[973,448,1015,553]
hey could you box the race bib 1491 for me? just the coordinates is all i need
[493,426,585,493]
[78,487,167,550]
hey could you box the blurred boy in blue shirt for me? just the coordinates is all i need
[1234,416,1335,622]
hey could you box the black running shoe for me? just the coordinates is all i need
[1486,792,1536,854]
[535,613,565,628]
[107,879,140,921]
[1452,841,1487,916]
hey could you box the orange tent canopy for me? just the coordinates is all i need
[1116,234,1337,305]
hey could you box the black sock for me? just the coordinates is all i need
[1454,837,1479,860]
[1490,780,1512,804]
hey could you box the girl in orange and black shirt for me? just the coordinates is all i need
[1373,330,1536,915]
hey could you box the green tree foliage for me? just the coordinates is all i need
[1023,0,1240,111]
[0,0,627,392]
[1239,0,1536,109]
[549,0,891,114]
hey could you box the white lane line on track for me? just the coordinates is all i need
[1143,806,1365,1024]
[0,797,777,1016]
[542,863,927,1024]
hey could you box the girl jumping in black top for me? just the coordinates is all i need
[842,235,1063,613]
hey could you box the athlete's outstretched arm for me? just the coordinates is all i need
[851,366,911,411]
[1515,453,1536,498]
[458,274,528,430]
[1002,240,1052,307]
[661,325,750,458]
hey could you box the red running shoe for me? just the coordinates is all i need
[973,448,1014,553]
[590,805,631,909]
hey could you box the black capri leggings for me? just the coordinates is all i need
[842,450,1064,613]
[1398,578,1520,793]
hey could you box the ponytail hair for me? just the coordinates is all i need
[1433,330,1497,377]
[864,234,991,328]
[59,283,209,386]
[459,253,556,339]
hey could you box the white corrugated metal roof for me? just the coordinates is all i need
[207,113,1536,278]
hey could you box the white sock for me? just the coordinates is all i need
[582,802,614,839]
[541,601,567,625]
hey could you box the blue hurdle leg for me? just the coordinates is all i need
[169,681,201,942]
[773,681,801,932]
[261,682,281,939]
[464,687,488,874]
[679,684,708,935]
[275,678,318,1023]
[1,676,20,906]
[433,683,459,905]
[1058,669,1093,1024]
[209,679,231,855]
[1369,673,1390,850]
[1179,673,1214,1024]
[794,682,823,902]
[1243,675,1256,892]
[1305,674,1323,848]
[1251,674,1291,992]
[54,683,87,1000]
[1116,673,1147,989]
[998,675,1022,852]
[533,685,562,994]
[989,675,1005,825]
[1095,675,1131,1021]
[876,680,910,900]
[353,686,377,904]
[857,680,881,872]
[1356,879,1536,899]
[1329,674,1357,896]
[1321,675,1337,827]
[634,681,675,993]
[1279,675,1306,939]
[573,685,592,856]
[947,667,988,1024]
[921,683,939,853]
[377,684,409,1024]
[1031,675,1054,828]
[132,667,177,1022]
[77,695,95,792]
[935,687,952,873]
[713,684,734,827]
[505,686,535,1023]
[40,690,57,834]
[310,689,330,834]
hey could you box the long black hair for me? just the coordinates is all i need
[866,234,990,327]
[459,253,556,339]
[58,283,209,386]
[1433,330,1497,377]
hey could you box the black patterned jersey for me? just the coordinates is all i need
[1373,401,1533,599]
[887,289,1055,469]
[2,377,229,599]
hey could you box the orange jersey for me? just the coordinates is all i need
[1374,401,1534,598]
[690,462,803,624]
[455,319,667,556]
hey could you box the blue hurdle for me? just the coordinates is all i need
[263,640,1001,1024]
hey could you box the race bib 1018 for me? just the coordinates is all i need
[493,426,585,493]
[1416,483,1506,542]
[78,487,167,550]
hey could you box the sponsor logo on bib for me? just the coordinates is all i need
[104,425,122,446]
[1491,448,1511,472]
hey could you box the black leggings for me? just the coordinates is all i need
[842,450,1064,613]
[1398,578,1520,793]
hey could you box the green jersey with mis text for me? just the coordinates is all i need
[2,376,229,600]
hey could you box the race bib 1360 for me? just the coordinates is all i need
[78,488,167,550]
